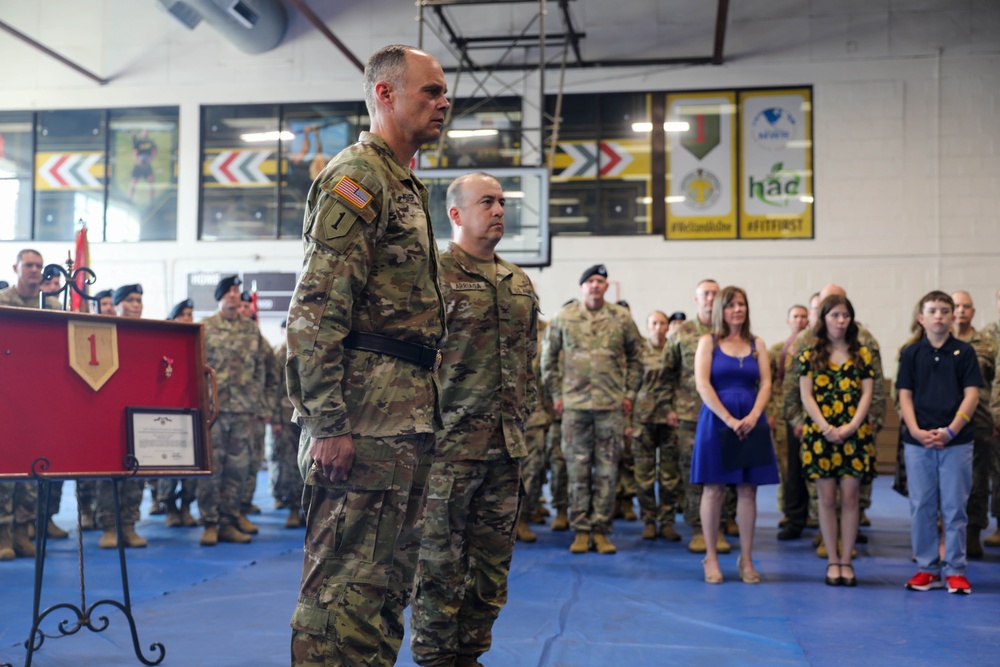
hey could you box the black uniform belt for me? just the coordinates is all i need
[343,331,442,371]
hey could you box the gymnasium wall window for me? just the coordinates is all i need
[0,107,178,242]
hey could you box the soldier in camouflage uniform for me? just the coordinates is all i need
[952,291,998,558]
[95,284,150,549]
[270,321,304,528]
[410,172,538,667]
[517,319,552,542]
[768,304,809,528]
[782,285,886,556]
[0,249,60,560]
[542,264,643,555]
[542,332,570,531]
[633,310,683,541]
[286,45,449,667]
[983,289,1000,548]
[197,275,269,546]
[662,279,733,554]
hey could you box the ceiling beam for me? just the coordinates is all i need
[288,0,365,73]
[0,19,108,85]
[712,0,730,65]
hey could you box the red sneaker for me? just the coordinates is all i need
[905,572,944,591]
[946,575,972,595]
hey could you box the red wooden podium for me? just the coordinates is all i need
[0,304,218,667]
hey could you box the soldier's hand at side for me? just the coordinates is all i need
[310,435,355,482]
[793,425,804,440]
[667,412,679,428]
[622,398,633,415]
[271,423,283,436]
[554,399,564,415]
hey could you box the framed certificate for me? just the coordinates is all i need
[126,407,204,472]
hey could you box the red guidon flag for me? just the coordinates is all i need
[72,224,90,312]
[251,280,259,321]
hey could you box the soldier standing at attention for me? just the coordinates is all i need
[542,264,644,555]
[634,310,683,541]
[285,44,449,667]
[198,275,268,546]
[982,289,1000,548]
[95,284,149,549]
[951,290,998,559]
[269,321,304,528]
[0,249,61,560]
[517,318,552,543]
[663,279,732,554]
[410,172,538,667]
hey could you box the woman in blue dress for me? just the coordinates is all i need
[692,286,780,584]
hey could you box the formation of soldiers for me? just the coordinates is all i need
[0,254,306,561]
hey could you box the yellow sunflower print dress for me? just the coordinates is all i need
[798,346,877,480]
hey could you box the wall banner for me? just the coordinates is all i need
[665,91,738,240]
[739,88,814,239]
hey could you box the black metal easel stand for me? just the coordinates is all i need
[20,462,165,667]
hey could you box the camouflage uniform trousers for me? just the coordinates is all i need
[96,479,144,529]
[545,419,567,510]
[270,420,304,510]
[410,454,520,666]
[614,433,637,505]
[290,432,434,667]
[241,418,267,511]
[678,420,736,527]
[0,481,36,528]
[154,478,197,511]
[562,409,622,534]
[520,425,548,521]
[77,479,98,517]
[196,412,253,527]
[772,417,788,517]
[968,426,999,531]
[633,422,681,525]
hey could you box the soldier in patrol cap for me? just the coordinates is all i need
[409,172,539,666]
[0,249,61,560]
[286,44,449,667]
[198,275,269,545]
[542,264,644,555]
[95,284,149,549]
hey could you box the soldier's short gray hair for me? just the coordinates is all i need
[364,45,414,118]
[446,172,497,212]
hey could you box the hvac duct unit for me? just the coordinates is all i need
[157,0,288,54]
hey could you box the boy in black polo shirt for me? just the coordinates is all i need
[896,291,982,594]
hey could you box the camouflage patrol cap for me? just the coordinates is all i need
[94,288,113,301]
[214,275,241,301]
[579,264,608,285]
[168,298,194,320]
[113,284,142,305]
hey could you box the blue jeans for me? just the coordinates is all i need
[904,441,973,577]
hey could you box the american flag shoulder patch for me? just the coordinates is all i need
[333,176,373,210]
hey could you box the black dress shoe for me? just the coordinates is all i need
[825,563,842,586]
[777,526,803,540]
[840,563,857,587]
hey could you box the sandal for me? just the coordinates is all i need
[702,558,723,584]
[840,562,857,587]
[825,563,842,586]
[737,555,761,584]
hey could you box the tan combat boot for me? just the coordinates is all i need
[122,524,147,548]
[716,533,732,554]
[284,508,303,529]
[80,506,96,531]
[200,524,219,546]
[0,524,15,561]
[219,524,252,544]
[47,519,69,539]
[725,517,739,537]
[659,524,681,542]
[98,528,118,549]
[551,509,569,531]
[641,523,657,540]
[621,502,638,522]
[516,520,537,543]
[164,511,183,528]
[180,504,198,527]
[569,531,591,554]
[985,527,1000,547]
[236,514,259,535]
[592,533,617,554]
[687,529,707,553]
[12,524,35,558]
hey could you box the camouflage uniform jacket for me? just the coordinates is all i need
[782,322,886,429]
[526,321,554,430]
[0,287,61,310]
[767,337,796,427]
[958,327,997,432]
[542,300,643,412]
[435,243,538,460]
[202,312,267,414]
[662,317,712,422]
[274,342,295,423]
[260,339,282,424]
[982,321,1000,424]
[633,338,674,424]
[285,131,446,439]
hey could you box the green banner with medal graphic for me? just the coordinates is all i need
[665,91,738,239]
[739,88,814,239]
